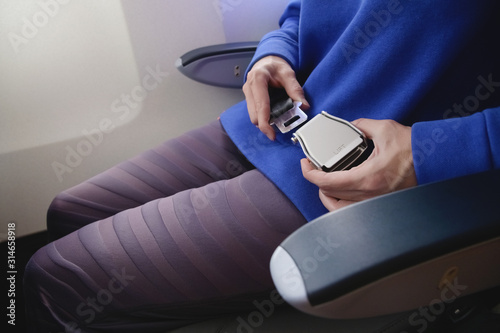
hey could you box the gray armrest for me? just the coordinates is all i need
[270,169,500,319]
[175,41,258,88]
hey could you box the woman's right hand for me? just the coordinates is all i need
[243,56,309,141]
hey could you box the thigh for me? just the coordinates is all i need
[47,119,254,240]
[25,169,307,332]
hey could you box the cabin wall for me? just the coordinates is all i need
[0,0,289,238]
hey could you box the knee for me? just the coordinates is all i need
[47,193,65,224]
[23,245,58,316]
[46,193,92,241]
[24,244,56,294]
[24,244,82,331]
[24,248,51,330]
[47,194,73,241]
[24,248,41,290]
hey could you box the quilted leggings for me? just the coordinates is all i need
[24,120,307,332]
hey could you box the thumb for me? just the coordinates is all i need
[282,79,310,110]
[351,118,378,139]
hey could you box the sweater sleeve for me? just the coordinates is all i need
[412,106,500,184]
[245,0,301,78]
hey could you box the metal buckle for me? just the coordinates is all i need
[268,89,308,134]
[270,101,308,133]
[292,111,370,172]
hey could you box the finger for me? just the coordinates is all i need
[351,118,384,140]
[300,158,315,173]
[318,191,357,211]
[256,107,275,141]
[245,82,275,139]
[300,159,328,186]
[251,77,276,140]
[351,118,369,128]
[301,159,352,190]
[242,83,258,125]
[280,75,310,110]
[318,191,339,211]
[301,158,371,201]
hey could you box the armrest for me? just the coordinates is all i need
[270,169,500,319]
[175,41,258,88]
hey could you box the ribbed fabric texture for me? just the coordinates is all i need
[24,120,306,332]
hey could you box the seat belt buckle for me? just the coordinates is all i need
[292,111,373,172]
[268,88,308,133]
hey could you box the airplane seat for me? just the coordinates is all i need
[266,168,500,332]
[173,45,500,332]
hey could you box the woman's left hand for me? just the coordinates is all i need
[301,118,418,211]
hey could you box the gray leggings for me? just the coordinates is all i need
[24,120,307,332]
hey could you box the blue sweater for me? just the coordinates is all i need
[220,0,500,221]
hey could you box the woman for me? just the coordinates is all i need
[24,0,500,331]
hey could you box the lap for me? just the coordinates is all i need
[25,120,307,332]
[47,119,254,240]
